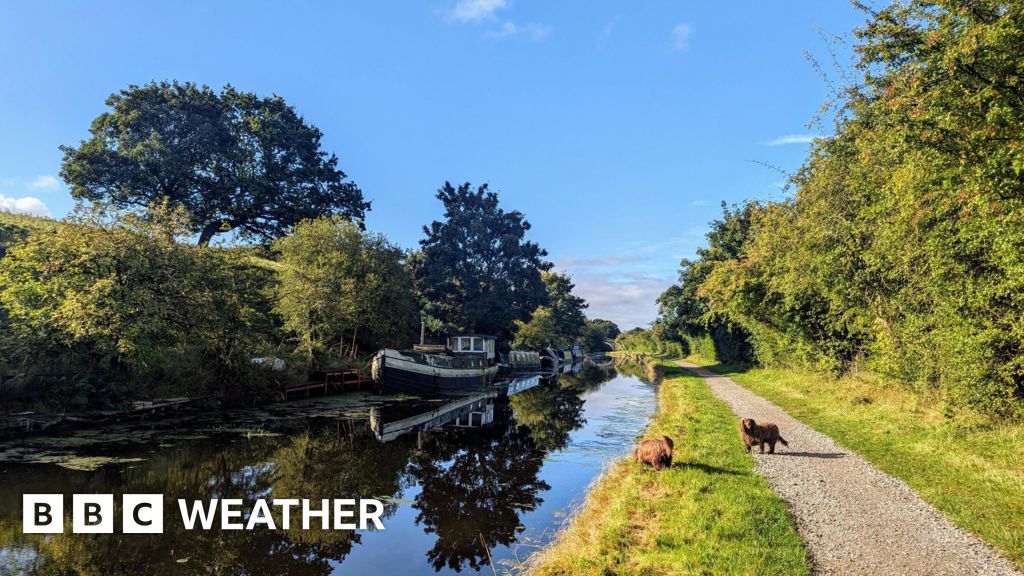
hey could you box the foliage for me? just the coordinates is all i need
[511,272,589,349]
[656,202,755,365]
[614,327,687,358]
[60,81,369,246]
[0,211,60,259]
[274,215,418,362]
[0,204,280,409]
[511,306,559,349]
[581,318,619,352]
[414,182,551,342]
[541,272,588,345]
[661,3,1024,416]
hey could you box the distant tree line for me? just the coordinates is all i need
[655,1,1024,417]
[0,81,600,411]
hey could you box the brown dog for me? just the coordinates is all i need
[740,418,788,454]
[632,435,674,470]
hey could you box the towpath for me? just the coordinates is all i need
[678,361,1022,576]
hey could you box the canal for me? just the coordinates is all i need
[0,361,657,575]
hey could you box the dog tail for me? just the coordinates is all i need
[779,436,789,446]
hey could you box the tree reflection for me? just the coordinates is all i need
[0,423,415,576]
[406,363,618,573]
[509,379,585,451]
[407,403,549,572]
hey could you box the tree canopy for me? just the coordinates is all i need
[581,318,620,352]
[60,81,369,246]
[414,182,552,342]
[540,272,588,346]
[657,1,1024,416]
[0,204,276,409]
[274,216,417,361]
[655,202,755,363]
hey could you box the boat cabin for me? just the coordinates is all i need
[447,335,496,362]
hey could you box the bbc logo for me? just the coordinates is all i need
[23,494,164,534]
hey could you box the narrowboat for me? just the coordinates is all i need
[539,347,574,370]
[502,350,542,372]
[372,334,500,397]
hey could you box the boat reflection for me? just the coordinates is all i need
[371,370,576,443]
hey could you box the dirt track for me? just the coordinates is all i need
[678,361,1022,576]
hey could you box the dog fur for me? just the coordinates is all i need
[740,418,788,454]
[632,435,674,470]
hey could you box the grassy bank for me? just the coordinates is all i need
[689,357,1024,567]
[528,360,810,576]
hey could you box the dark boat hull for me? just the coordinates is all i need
[373,349,500,397]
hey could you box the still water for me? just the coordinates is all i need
[0,362,656,575]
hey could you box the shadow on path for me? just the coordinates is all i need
[673,462,748,476]
[772,451,845,459]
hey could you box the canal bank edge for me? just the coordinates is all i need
[525,357,810,576]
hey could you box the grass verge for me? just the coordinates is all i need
[527,360,810,576]
[688,357,1024,568]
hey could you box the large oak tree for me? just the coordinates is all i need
[60,81,369,246]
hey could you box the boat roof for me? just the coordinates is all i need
[447,334,497,339]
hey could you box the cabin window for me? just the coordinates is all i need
[473,337,483,351]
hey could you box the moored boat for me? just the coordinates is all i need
[372,334,500,397]
[502,350,542,371]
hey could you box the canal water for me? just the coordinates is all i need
[0,362,657,575]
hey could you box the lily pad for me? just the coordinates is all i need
[29,454,146,471]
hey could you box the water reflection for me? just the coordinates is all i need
[0,361,650,576]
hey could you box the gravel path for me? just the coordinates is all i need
[679,361,1022,576]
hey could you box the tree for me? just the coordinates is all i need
[0,203,274,409]
[656,202,756,363]
[414,182,551,343]
[511,306,559,349]
[587,318,620,340]
[541,272,588,346]
[581,318,619,352]
[675,2,1024,415]
[275,216,417,362]
[60,81,369,246]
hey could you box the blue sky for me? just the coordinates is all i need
[0,1,864,329]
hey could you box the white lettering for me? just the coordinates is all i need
[179,499,218,530]
[275,498,299,530]
[246,499,276,530]
[333,499,356,530]
[220,499,243,530]
[360,499,385,530]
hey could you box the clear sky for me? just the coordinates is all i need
[0,1,865,329]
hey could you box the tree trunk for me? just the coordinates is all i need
[197,219,235,247]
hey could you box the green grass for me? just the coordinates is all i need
[528,361,810,576]
[688,356,1024,568]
